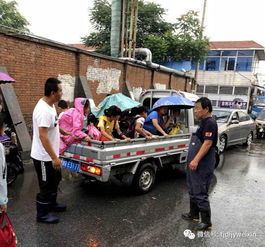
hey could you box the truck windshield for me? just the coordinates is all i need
[212,110,231,123]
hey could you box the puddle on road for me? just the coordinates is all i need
[226,139,265,157]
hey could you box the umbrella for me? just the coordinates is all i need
[152,96,194,110]
[92,93,140,117]
[0,72,15,84]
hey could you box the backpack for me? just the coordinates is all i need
[120,117,140,139]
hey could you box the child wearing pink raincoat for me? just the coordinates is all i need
[59,98,91,154]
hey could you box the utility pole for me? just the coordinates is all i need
[201,0,207,29]
[194,0,207,91]
[120,0,126,57]
[120,0,138,58]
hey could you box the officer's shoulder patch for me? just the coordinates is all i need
[205,132,212,137]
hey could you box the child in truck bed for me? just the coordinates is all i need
[59,98,91,154]
[133,106,153,139]
[97,106,131,142]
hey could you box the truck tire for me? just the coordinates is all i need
[132,163,156,194]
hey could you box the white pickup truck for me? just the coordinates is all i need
[60,89,198,194]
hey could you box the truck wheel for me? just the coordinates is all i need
[132,163,156,194]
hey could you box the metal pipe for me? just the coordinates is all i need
[134,48,152,65]
[111,0,122,57]
[119,57,192,78]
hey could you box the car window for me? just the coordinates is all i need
[212,110,231,123]
[238,111,250,122]
[231,112,239,121]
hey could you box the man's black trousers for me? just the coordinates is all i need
[33,158,62,203]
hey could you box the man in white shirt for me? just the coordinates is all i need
[31,78,64,224]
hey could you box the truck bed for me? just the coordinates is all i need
[61,134,190,166]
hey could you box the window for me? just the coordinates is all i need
[220,57,235,71]
[206,57,220,71]
[205,86,218,94]
[208,50,221,56]
[220,86,233,94]
[222,50,237,56]
[196,85,204,93]
[236,57,252,71]
[211,100,217,107]
[227,58,235,70]
[234,87,248,95]
[191,60,205,70]
[231,112,239,121]
[212,110,231,123]
[238,111,250,122]
[199,60,205,70]
[238,50,254,56]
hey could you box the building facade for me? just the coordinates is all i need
[193,41,265,110]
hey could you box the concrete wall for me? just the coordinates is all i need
[0,29,190,129]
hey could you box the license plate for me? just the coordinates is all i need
[62,159,80,172]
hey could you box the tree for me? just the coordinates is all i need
[83,1,209,63]
[170,10,209,62]
[82,0,173,56]
[142,34,169,62]
[0,0,29,31]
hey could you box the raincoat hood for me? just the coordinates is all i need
[74,98,89,115]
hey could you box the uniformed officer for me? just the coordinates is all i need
[182,97,218,231]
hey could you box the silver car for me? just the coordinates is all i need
[212,108,256,153]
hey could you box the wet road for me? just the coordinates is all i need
[8,139,265,247]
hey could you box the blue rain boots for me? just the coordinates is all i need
[36,201,59,224]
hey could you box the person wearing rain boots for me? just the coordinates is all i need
[31,78,65,224]
[182,97,217,231]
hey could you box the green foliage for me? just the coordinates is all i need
[142,34,169,62]
[0,0,29,31]
[83,1,209,63]
[90,0,111,31]
[172,10,209,62]
[136,1,174,45]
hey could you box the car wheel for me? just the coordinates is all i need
[244,132,253,146]
[132,163,156,194]
[219,135,227,153]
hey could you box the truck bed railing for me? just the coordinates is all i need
[61,134,191,166]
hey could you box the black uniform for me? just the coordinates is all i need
[186,117,218,210]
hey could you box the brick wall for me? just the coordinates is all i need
[0,30,192,129]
